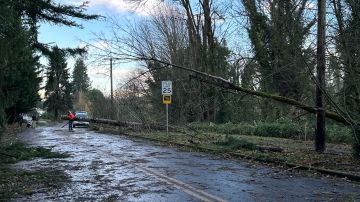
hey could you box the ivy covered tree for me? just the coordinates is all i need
[44,46,73,118]
[332,0,360,120]
[242,0,316,120]
[331,0,360,157]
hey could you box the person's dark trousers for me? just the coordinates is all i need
[69,120,73,131]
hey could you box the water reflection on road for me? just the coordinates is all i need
[15,124,360,201]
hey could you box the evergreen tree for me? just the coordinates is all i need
[72,58,90,93]
[0,0,99,128]
[44,46,72,118]
[86,89,107,118]
[242,0,315,120]
[0,1,41,125]
[16,0,100,54]
[334,0,360,120]
[332,0,360,156]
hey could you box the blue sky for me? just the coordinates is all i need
[38,0,161,95]
[37,0,318,96]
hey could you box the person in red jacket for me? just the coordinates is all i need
[68,111,75,131]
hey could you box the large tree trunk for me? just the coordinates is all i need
[315,0,326,152]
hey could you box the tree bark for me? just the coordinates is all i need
[315,0,326,152]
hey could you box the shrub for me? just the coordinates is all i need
[189,120,303,139]
[41,112,55,120]
[253,121,303,139]
[189,121,357,145]
[216,135,257,150]
[326,124,353,144]
[188,122,254,135]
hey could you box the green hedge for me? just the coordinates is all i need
[188,121,354,144]
[326,124,353,144]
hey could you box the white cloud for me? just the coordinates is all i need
[88,66,133,79]
[88,64,138,95]
[85,40,112,54]
[92,40,111,49]
[66,0,166,16]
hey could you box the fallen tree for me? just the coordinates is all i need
[138,57,360,158]
[68,52,360,157]
[61,116,166,131]
[89,118,165,131]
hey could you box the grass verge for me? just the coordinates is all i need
[0,167,69,199]
[0,138,70,200]
[95,124,360,181]
[188,121,354,144]
[0,141,69,163]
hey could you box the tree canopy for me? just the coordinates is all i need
[0,0,99,127]
[44,46,72,118]
[72,58,91,93]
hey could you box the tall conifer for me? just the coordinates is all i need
[72,58,90,93]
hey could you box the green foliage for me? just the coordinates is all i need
[40,111,55,120]
[0,167,69,200]
[252,120,303,138]
[0,142,69,164]
[326,124,353,144]
[72,58,90,93]
[334,1,360,120]
[216,135,257,151]
[189,121,356,144]
[86,89,108,118]
[16,0,100,55]
[330,1,360,158]
[44,46,73,118]
[351,126,360,159]
[189,120,303,139]
[0,1,41,125]
[242,0,315,120]
[189,122,251,135]
[0,139,70,200]
[86,89,105,101]
[19,0,100,27]
[352,142,360,159]
[0,0,98,127]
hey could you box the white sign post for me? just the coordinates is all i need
[162,81,172,133]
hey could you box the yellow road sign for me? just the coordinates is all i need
[163,95,171,104]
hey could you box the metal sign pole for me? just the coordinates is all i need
[161,81,172,134]
[166,104,169,134]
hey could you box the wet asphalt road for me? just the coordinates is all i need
[14,124,360,201]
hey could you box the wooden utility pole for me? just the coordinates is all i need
[110,57,114,119]
[315,0,326,152]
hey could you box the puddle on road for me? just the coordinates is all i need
[12,125,360,201]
